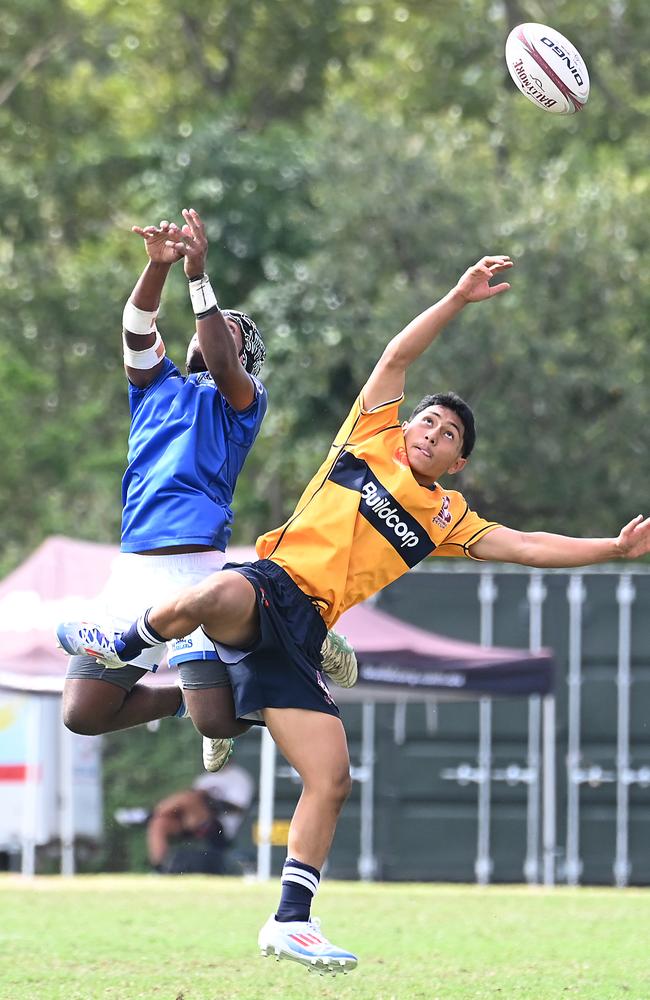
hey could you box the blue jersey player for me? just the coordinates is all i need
[62,209,268,769]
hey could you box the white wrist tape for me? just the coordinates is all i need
[123,329,166,369]
[122,299,158,336]
[188,273,219,318]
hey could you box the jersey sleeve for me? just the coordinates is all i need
[127,357,180,416]
[433,505,501,560]
[331,391,404,451]
[224,377,268,448]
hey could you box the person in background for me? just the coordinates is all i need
[116,762,255,874]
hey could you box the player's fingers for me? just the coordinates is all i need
[483,255,512,266]
[165,239,188,254]
[488,282,511,296]
[188,207,205,232]
[181,208,201,237]
[184,208,207,244]
[621,514,645,536]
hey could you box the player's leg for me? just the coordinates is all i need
[62,657,185,736]
[173,626,252,739]
[178,657,252,772]
[257,707,357,975]
[58,570,261,666]
[266,708,351,869]
[146,568,260,648]
[183,680,251,737]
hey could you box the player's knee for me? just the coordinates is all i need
[62,691,124,735]
[183,682,248,738]
[62,704,106,736]
[185,571,250,626]
[308,767,352,811]
[335,769,353,808]
[190,710,248,739]
[181,575,227,620]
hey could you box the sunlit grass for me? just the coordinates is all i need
[1,876,649,1000]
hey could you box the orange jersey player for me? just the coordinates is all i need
[258,389,499,625]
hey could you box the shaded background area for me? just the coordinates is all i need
[1,0,649,574]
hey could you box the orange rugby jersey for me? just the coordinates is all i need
[256,393,500,628]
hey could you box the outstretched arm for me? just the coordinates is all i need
[167,208,256,411]
[123,221,183,389]
[362,255,513,411]
[470,515,650,567]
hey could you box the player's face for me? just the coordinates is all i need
[402,406,467,485]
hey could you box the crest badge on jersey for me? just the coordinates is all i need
[393,445,410,469]
[433,495,453,529]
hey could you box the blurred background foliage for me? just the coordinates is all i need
[1,0,650,576]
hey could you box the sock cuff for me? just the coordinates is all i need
[282,857,320,895]
[138,609,167,645]
[284,857,320,880]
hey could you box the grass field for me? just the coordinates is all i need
[1,875,649,1000]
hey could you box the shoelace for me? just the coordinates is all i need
[80,625,114,652]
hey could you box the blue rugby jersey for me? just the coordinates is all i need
[121,358,267,552]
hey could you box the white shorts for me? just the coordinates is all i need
[101,550,227,671]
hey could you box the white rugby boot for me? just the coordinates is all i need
[258,914,357,976]
[56,621,125,669]
[202,736,235,773]
[320,629,358,688]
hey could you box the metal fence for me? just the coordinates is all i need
[253,563,650,886]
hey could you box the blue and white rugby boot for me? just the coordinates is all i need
[258,914,357,976]
[56,621,125,669]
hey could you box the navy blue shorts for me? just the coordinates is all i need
[212,559,339,722]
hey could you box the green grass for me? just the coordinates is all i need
[1,876,649,1000]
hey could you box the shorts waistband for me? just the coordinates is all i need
[116,550,227,571]
[250,559,323,611]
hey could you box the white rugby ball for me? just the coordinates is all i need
[505,22,589,115]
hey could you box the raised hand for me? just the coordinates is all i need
[132,220,184,265]
[164,208,208,279]
[454,255,513,303]
[614,514,650,560]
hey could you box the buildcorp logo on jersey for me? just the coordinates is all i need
[328,450,436,566]
[361,481,419,548]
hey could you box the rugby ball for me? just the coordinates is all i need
[505,23,589,115]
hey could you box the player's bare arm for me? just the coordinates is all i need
[363,255,513,411]
[122,220,184,388]
[168,208,256,411]
[469,514,650,567]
